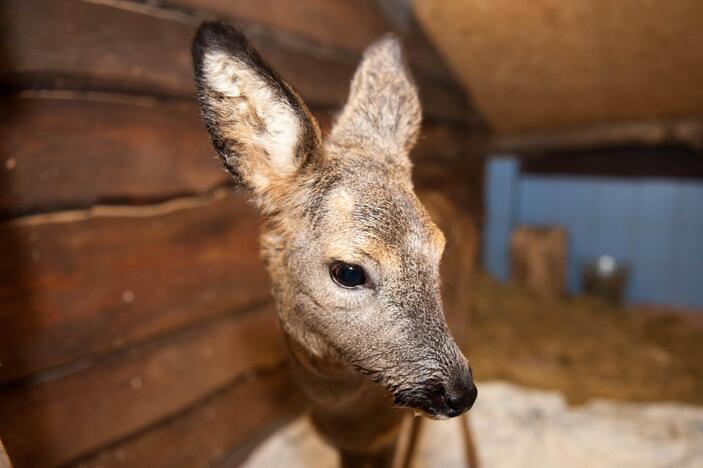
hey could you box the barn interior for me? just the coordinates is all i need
[0,1,702,467]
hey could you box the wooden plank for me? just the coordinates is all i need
[0,95,228,217]
[71,368,303,468]
[0,191,270,383]
[0,95,470,216]
[510,226,569,300]
[0,0,470,123]
[1,0,349,106]
[173,0,390,55]
[0,304,287,468]
[522,144,703,179]
[493,118,703,154]
[172,0,459,86]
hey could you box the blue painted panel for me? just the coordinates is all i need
[592,225,631,260]
[680,182,703,230]
[554,179,593,226]
[482,160,703,307]
[676,266,703,307]
[518,177,552,224]
[632,224,675,265]
[595,181,636,224]
[485,157,519,220]
[483,222,512,282]
[483,157,520,281]
[636,180,678,226]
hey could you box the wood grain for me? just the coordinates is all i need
[0,95,227,217]
[173,0,461,86]
[415,0,703,133]
[173,0,390,55]
[0,0,470,123]
[0,191,269,383]
[71,368,304,468]
[0,303,287,468]
[0,94,472,217]
[510,226,569,300]
[1,0,350,105]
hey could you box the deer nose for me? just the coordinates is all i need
[444,370,477,415]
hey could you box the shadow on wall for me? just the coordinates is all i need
[0,1,49,463]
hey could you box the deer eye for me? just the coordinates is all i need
[329,261,367,288]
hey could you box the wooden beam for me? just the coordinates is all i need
[492,119,703,156]
[0,191,269,383]
[0,0,351,106]
[0,94,477,217]
[374,0,488,131]
[0,304,288,467]
[0,94,227,218]
[1,0,472,123]
[171,0,390,56]
[71,368,303,468]
[522,145,703,179]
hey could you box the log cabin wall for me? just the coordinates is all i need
[0,1,487,466]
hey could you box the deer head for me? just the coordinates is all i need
[192,22,476,418]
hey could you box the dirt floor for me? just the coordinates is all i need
[465,273,703,406]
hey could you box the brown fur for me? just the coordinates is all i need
[192,22,476,467]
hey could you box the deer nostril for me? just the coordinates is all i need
[445,379,478,414]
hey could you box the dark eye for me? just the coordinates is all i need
[329,261,367,288]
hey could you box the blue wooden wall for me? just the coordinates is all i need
[483,156,703,308]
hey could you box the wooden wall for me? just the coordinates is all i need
[0,1,486,466]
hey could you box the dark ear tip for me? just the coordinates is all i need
[192,21,249,67]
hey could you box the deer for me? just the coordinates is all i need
[192,22,477,467]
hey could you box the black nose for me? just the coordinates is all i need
[445,374,478,415]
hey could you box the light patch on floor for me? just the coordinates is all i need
[243,382,703,468]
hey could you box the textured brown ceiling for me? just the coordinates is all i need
[414,0,703,134]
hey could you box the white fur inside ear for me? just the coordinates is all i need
[202,50,301,182]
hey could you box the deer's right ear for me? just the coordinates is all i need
[192,22,321,201]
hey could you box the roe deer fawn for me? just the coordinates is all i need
[192,22,477,467]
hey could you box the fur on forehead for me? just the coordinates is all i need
[320,176,446,264]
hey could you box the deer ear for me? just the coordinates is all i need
[329,35,421,167]
[192,22,321,200]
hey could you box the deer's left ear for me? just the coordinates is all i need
[329,35,421,170]
[192,22,321,199]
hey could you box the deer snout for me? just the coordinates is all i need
[416,364,477,419]
[444,369,478,416]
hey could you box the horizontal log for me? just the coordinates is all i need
[172,0,462,86]
[0,303,288,468]
[71,368,304,468]
[0,191,269,383]
[522,144,703,179]
[492,118,703,155]
[173,0,389,56]
[0,0,470,123]
[0,0,347,105]
[0,94,471,217]
[0,94,228,218]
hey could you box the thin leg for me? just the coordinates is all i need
[392,416,424,468]
[460,413,480,468]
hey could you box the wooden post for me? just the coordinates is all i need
[510,226,568,300]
